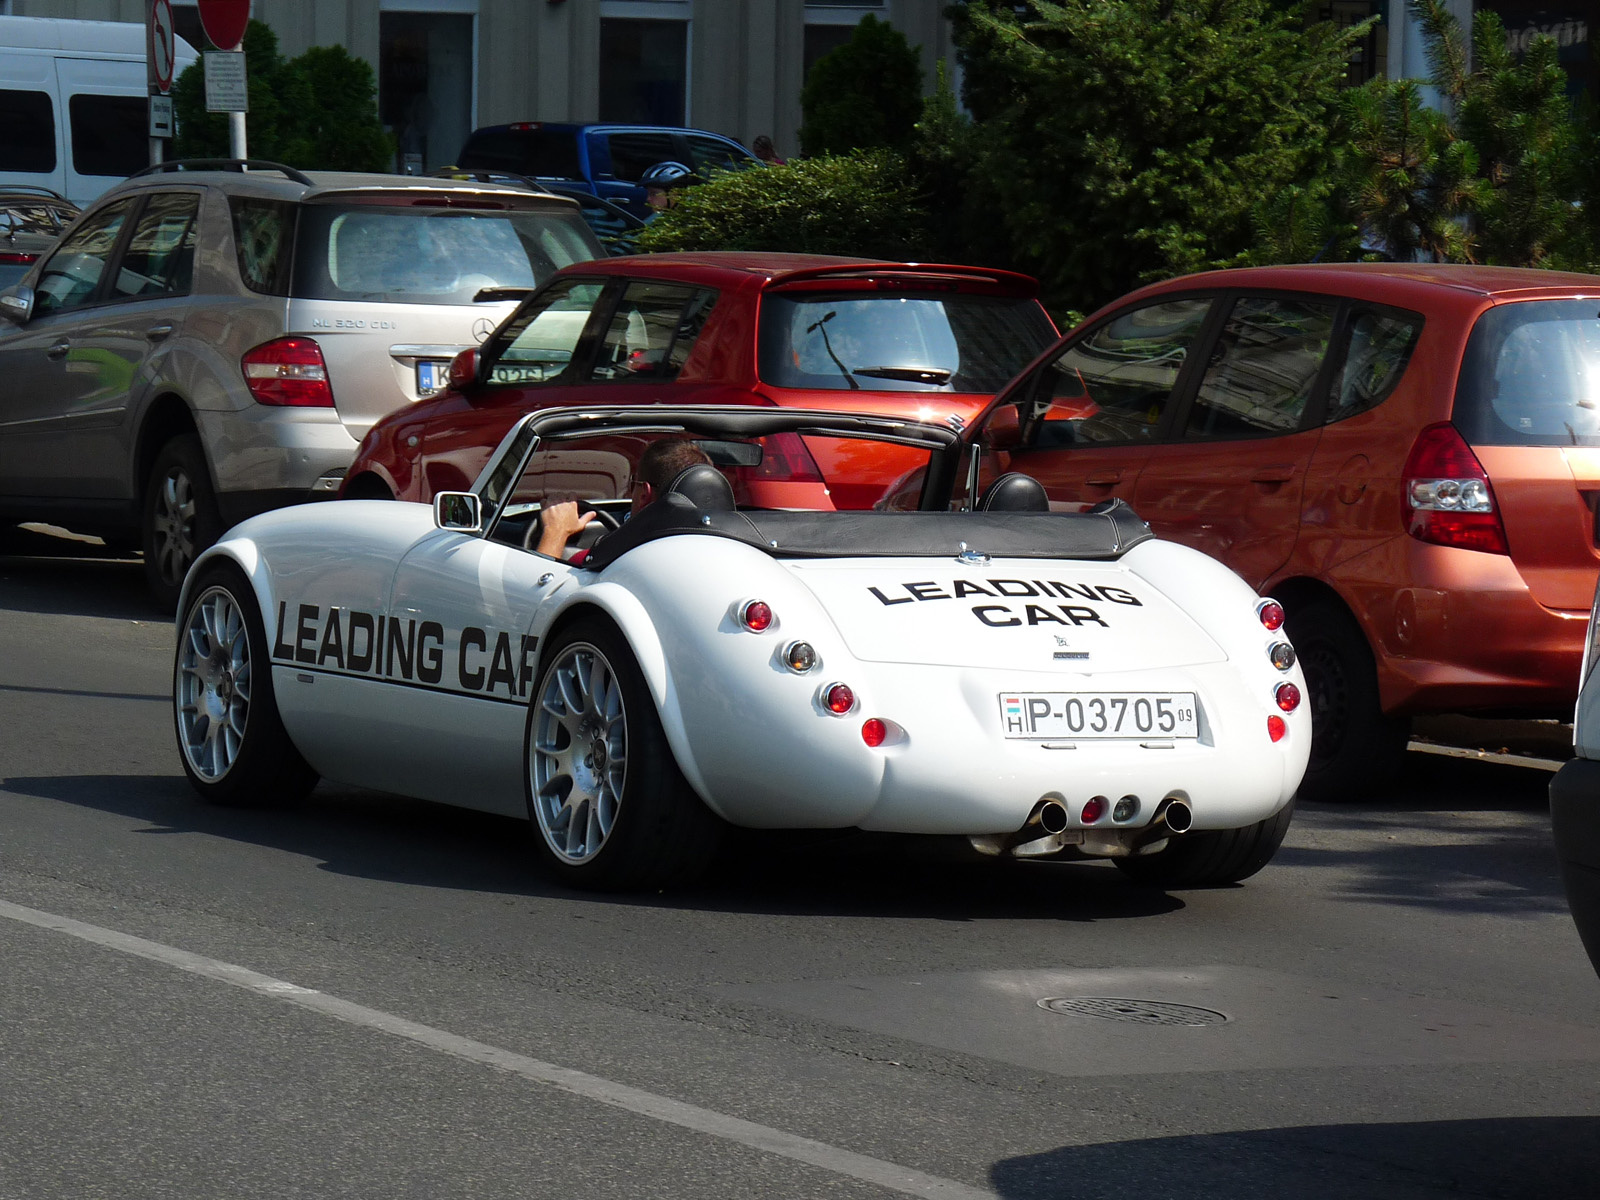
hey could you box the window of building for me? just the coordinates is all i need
[598,18,688,125]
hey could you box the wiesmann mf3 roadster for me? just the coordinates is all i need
[173,405,1309,889]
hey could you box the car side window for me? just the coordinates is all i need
[0,89,56,172]
[33,198,134,319]
[111,193,199,300]
[588,283,716,382]
[604,133,679,181]
[484,279,607,386]
[1185,295,1338,438]
[1019,297,1213,448]
[1326,307,1422,424]
[230,197,294,295]
[685,136,746,176]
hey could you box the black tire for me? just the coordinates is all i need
[143,434,223,610]
[1285,601,1410,801]
[1113,798,1296,888]
[342,474,395,501]
[172,561,318,807]
[524,617,723,890]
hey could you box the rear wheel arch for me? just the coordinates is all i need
[537,593,715,812]
[342,471,396,501]
[134,394,204,500]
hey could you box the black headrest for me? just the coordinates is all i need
[666,462,736,511]
[978,472,1049,513]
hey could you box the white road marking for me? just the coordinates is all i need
[0,898,996,1200]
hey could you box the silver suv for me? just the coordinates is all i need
[0,160,602,604]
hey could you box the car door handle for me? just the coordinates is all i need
[1251,465,1297,484]
[145,324,175,342]
[45,341,69,360]
[1085,470,1123,486]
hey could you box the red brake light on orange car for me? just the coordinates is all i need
[242,338,335,407]
[750,432,825,483]
[1401,423,1508,555]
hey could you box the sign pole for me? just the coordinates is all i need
[147,0,177,167]
[198,0,251,161]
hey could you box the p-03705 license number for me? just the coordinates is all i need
[999,692,1198,739]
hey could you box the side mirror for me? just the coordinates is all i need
[433,490,482,533]
[0,285,34,325]
[448,347,479,390]
[982,403,1023,452]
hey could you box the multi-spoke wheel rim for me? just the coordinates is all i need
[530,643,627,865]
[151,467,197,587]
[176,586,252,782]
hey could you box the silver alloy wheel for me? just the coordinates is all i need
[176,586,252,782]
[150,466,197,587]
[530,642,628,864]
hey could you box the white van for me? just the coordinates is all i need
[0,16,198,205]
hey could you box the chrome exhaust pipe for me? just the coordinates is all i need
[1128,796,1193,852]
[1008,797,1068,847]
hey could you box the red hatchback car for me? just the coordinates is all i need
[960,263,1600,799]
[343,252,1058,511]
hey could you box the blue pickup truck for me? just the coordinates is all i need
[455,122,756,218]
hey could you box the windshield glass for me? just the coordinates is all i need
[758,292,1055,393]
[293,204,599,304]
[1454,299,1600,447]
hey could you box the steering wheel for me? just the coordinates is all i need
[522,506,622,553]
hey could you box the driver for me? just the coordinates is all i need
[535,438,713,561]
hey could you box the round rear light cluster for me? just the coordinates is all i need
[783,641,817,673]
[1257,599,1286,631]
[1267,715,1287,742]
[861,718,887,747]
[739,599,774,632]
[1268,641,1296,671]
[824,682,856,714]
[1275,682,1301,713]
[1081,796,1107,824]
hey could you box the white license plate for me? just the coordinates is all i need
[999,692,1198,739]
[416,360,449,395]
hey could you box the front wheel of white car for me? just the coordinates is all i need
[1113,799,1295,888]
[525,618,722,890]
[173,562,318,807]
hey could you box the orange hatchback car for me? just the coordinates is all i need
[968,263,1600,799]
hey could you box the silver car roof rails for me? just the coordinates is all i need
[129,159,315,185]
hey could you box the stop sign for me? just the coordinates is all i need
[197,0,250,51]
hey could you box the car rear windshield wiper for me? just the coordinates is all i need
[474,285,535,303]
[851,366,954,385]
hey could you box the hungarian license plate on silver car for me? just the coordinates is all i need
[999,692,1198,739]
[416,359,450,396]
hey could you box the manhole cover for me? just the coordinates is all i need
[1037,996,1229,1026]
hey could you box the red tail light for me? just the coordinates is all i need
[1081,796,1107,823]
[739,600,774,632]
[242,337,335,407]
[1267,715,1287,742]
[1275,682,1302,713]
[751,432,824,483]
[861,718,887,747]
[1257,599,1285,631]
[824,682,856,714]
[1401,423,1508,555]
[0,252,38,266]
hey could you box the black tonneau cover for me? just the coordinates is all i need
[582,497,1153,571]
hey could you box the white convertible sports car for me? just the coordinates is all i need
[172,405,1309,890]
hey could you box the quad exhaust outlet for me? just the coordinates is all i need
[969,793,1195,860]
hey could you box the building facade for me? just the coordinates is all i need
[5,0,959,170]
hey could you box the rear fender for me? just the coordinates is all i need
[541,582,720,813]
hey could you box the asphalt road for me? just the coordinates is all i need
[2,546,1598,1200]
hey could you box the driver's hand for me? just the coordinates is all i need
[535,500,596,559]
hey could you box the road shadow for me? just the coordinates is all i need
[0,547,158,621]
[0,772,1180,922]
[1281,751,1568,915]
[989,1114,1600,1199]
